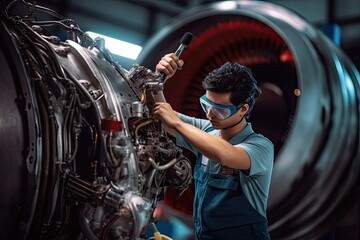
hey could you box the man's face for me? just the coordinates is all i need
[201,91,247,129]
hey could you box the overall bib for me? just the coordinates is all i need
[193,164,271,240]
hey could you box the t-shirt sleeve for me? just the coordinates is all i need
[239,136,274,177]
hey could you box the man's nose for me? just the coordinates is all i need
[206,108,215,119]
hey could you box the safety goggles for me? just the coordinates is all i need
[199,94,239,120]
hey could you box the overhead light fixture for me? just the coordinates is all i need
[86,31,142,60]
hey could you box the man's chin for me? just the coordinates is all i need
[210,121,220,129]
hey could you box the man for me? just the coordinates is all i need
[153,53,274,240]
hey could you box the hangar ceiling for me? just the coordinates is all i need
[34,0,360,69]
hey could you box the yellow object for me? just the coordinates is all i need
[151,222,173,240]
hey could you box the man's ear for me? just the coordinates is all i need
[239,103,250,116]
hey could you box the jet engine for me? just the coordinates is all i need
[0,1,192,239]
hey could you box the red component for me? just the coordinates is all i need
[101,119,123,132]
[280,49,294,63]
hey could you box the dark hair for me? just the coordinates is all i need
[202,62,261,118]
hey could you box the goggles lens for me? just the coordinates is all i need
[199,95,239,120]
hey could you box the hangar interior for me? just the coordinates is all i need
[0,0,359,240]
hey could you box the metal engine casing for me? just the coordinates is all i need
[0,3,192,239]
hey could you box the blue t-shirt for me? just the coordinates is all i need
[176,113,274,218]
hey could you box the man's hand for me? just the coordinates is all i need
[153,102,180,130]
[156,53,184,79]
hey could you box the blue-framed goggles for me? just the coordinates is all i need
[199,94,239,120]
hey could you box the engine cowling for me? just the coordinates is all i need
[137,1,360,239]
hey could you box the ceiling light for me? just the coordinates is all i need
[86,31,142,60]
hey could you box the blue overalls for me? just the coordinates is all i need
[175,114,273,239]
[193,163,270,240]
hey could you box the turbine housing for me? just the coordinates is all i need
[138,1,360,239]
